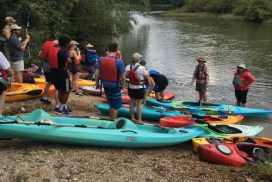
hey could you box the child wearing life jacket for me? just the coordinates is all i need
[191,57,209,105]
[232,64,254,107]
[125,53,152,123]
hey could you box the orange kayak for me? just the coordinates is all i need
[37,83,56,97]
[160,115,244,128]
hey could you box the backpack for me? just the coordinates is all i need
[128,64,142,85]
[85,50,99,66]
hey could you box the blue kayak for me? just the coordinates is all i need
[95,104,184,121]
[0,109,203,148]
[146,99,272,118]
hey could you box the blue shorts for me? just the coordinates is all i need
[104,87,122,109]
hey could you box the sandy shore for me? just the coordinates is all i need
[0,94,263,181]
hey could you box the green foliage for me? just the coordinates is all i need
[245,0,272,22]
[233,0,249,16]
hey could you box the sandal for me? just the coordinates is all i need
[75,92,84,96]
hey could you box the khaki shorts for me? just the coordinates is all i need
[11,60,24,72]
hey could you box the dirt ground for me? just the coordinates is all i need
[0,93,266,181]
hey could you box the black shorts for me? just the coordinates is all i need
[70,65,80,74]
[53,78,71,93]
[128,88,145,100]
[154,74,168,92]
[235,89,248,104]
[196,82,207,94]
[44,71,52,83]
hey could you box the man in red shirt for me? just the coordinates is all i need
[39,39,60,108]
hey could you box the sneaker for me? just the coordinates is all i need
[62,107,70,115]
[54,107,63,114]
[65,106,72,113]
[40,98,52,104]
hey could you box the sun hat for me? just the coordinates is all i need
[10,24,22,31]
[237,64,246,69]
[86,43,94,48]
[70,40,79,46]
[5,16,16,23]
[197,57,206,62]
[132,53,142,60]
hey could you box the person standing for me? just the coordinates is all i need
[0,51,13,115]
[2,17,16,60]
[125,53,152,123]
[95,42,125,119]
[68,40,83,95]
[50,35,71,114]
[7,24,30,83]
[191,57,209,105]
[39,39,60,106]
[82,43,99,80]
[232,64,254,107]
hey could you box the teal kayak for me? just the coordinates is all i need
[184,124,263,138]
[146,99,272,118]
[0,109,203,148]
[95,104,184,121]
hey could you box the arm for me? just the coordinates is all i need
[205,65,209,83]
[245,72,254,86]
[120,73,126,89]
[191,66,197,85]
[21,35,30,51]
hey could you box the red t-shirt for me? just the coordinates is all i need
[40,40,56,60]
[234,71,254,91]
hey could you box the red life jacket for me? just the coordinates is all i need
[100,57,118,82]
[196,64,207,80]
[48,46,60,69]
[128,65,143,85]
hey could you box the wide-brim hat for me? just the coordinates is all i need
[197,57,206,62]
[5,16,16,23]
[132,52,142,60]
[237,63,246,69]
[86,43,94,48]
[10,24,22,31]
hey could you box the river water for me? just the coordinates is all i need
[117,14,272,137]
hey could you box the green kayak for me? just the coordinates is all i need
[0,109,203,148]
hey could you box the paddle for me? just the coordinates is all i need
[194,119,226,134]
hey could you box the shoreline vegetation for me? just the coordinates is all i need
[149,0,272,23]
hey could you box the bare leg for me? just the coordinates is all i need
[160,91,165,100]
[17,71,23,83]
[54,89,60,106]
[109,107,118,120]
[136,99,143,123]
[74,72,80,93]
[242,103,247,107]
[0,93,5,115]
[203,92,207,102]
[143,92,148,105]
[155,92,160,100]
[43,82,51,97]
[130,98,136,121]
[198,92,202,105]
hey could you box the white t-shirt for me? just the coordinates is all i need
[125,63,148,89]
[0,51,11,71]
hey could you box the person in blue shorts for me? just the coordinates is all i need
[95,42,125,119]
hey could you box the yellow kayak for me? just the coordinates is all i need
[5,83,43,102]
[192,136,272,152]
[34,77,95,86]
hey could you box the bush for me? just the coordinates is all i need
[206,0,235,14]
[245,0,272,22]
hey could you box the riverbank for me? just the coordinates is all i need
[1,94,271,181]
[161,10,245,21]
